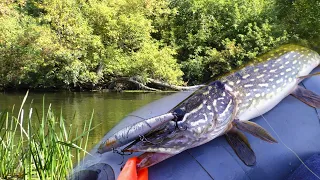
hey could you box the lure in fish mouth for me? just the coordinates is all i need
[97,113,177,153]
[98,44,320,170]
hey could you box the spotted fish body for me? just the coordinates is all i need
[221,45,320,121]
[116,45,320,168]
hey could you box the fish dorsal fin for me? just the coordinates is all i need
[225,129,256,166]
[291,85,320,108]
[233,119,278,143]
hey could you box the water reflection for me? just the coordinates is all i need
[0,91,172,151]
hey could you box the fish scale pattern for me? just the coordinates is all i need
[222,45,320,119]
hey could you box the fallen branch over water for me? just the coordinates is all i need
[108,77,205,91]
[147,78,205,91]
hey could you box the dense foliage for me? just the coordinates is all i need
[0,0,319,89]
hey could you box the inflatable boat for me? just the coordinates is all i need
[71,67,320,180]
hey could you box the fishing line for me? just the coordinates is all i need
[139,134,164,145]
[127,114,147,120]
[256,109,320,179]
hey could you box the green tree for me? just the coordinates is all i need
[153,0,289,84]
[0,0,319,90]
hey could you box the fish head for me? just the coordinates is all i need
[173,80,237,139]
[123,81,237,154]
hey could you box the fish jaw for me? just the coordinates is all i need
[137,152,174,170]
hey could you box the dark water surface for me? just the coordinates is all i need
[0,91,172,151]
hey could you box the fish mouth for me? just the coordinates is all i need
[121,139,142,153]
[121,145,138,152]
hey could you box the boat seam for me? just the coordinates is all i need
[186,150,215,180]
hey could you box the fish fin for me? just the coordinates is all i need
[298,72,320,80]
[137,152,174,169]
[233,119,278,143]
[225,129,256,166]
[291,85,320,108]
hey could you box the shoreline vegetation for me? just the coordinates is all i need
[0,91,93,179]
[1,0,320,91]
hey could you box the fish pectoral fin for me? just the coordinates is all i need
[298,72,320,81]
[233,119,278,143]
[291,85,320,108]
[225,129,256,166]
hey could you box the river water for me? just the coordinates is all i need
[0,91,172,151]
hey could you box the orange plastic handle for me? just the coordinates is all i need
[117,157,148,180]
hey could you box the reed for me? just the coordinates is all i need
[0,91,93,179]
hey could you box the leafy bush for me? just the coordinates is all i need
[0,0,182,89]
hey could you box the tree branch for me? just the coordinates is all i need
[109,77,204,91]
[147,78,204,91]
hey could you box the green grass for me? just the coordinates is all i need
[0,91,94,179]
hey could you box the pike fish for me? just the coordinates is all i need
[99,44,320,169]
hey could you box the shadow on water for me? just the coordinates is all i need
[0,91,173,151]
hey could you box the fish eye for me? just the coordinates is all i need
[173,108,186,121]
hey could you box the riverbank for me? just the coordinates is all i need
[0,77,202,92]
[0,87,180,93]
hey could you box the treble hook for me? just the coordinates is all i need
[172,109,188,131]
[139,135,164,145]
[174,121,188,131]
[120,164,125,171]
[112,148,133,165]
[112,148,133,156]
